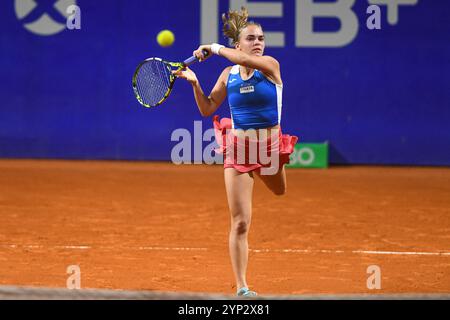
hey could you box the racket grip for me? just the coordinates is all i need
[183,49,210,66]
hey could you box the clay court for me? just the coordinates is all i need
[1,160,449,296]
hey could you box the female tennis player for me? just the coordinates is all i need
[174,7,298,297]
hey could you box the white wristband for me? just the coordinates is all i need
[211,43,225,55]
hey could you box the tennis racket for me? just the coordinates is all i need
[132,49,209,108]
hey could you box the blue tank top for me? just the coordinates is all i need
[227,65,283,130]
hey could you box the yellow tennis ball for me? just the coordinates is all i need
[157,30,175,47]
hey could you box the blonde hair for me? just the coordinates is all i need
[222,7,261,45]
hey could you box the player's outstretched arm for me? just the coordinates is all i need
[193,45,280,83]
[173,66,229,117]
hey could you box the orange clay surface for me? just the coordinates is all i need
[0,160,449,295]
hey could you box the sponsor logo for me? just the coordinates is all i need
[240,85,255,94]
[15,0,80,36]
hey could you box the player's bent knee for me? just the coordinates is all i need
[232,220,250,235]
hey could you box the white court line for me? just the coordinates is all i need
[351,250,450,256]
[56,245,91,250]
[0,245,207,251]
[1,245,450,256]
[250,248,450,256]
[137,246,207,251]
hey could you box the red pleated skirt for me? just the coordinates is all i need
[213,115,299,173]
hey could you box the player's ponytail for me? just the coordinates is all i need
[222,7,261,45]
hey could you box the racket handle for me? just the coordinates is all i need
[183,49,210,66]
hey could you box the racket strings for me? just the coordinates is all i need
[135,60,173,107]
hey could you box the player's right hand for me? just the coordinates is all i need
[193,45,212,62]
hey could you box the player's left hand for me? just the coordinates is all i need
[172,67,198,85]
